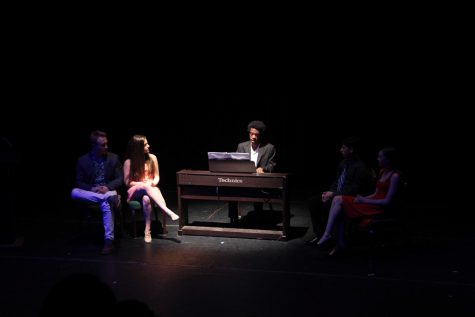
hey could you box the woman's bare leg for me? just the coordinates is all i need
[317,195,343,245]
[142,195,152,243]
[145,186,179,221]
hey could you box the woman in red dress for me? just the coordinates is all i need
[316,147,402,255]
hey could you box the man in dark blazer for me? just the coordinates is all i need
[229,120,277,223]
[71,130,123,254]
[236,120,276,173]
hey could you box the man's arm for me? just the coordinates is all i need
[261,144,276,173]
[105,154,123,190]
[236,142,246,153]
[328,161,344,193]
[76,156,93,191]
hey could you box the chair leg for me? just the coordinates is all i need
[120,207,125,237]
[85,211,93,237]
[113,207,123,239]
[160,207,167,234]
[132,209,138,238]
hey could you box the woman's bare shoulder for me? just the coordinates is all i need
[149,153,158,162]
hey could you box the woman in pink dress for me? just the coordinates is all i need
[123,135,179,243]
[316,147,403,256]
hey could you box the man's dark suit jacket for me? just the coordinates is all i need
[329,157,373,196]
[236,141,276,173]
[75,152,123,191]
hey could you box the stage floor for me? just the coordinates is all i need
[1,196,474,316]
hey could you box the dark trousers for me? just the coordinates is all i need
[228,202,264,222]
[228,201,238,221]
[307,195,332,236]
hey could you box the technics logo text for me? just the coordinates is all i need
[218,177,243,183]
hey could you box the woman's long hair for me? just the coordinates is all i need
[125,135,156,182]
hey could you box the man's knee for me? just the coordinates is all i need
[142,195,151,204]
[71,188,81,200]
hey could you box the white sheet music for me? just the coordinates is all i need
[207,152,250,160]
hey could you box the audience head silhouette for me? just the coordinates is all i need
[116,299,156,317]
[40,274,117,317]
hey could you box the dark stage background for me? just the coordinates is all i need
[0,95,467,218]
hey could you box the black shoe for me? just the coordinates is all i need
[304,236,319,246]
